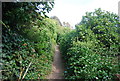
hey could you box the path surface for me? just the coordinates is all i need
[46,45,64,79]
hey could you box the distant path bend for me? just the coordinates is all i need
[46,45,64,79]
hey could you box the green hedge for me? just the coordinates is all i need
[60,8,120,80]
[2,2,59,79]
[2,18,58,79]
[64,42,118,80]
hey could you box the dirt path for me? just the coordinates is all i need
[46,45,64,79]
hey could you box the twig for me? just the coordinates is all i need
[18,67,25,81]
[22,62,32,79]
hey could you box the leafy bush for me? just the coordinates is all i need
[56,25,71,44]
[2,19,56,79]
[2,2,54,31]
[64,42,118,80]
[76,8,120,56]
[60,8,120,80]
[2,2,59,80]
[2,25,35,79]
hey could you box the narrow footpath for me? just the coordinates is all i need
[46,45,64,79]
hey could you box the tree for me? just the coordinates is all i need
[78,8,119,28]
[63,22,72,28]
[76,8,120,50]
[50,16,62,26]
[2,2,54,31]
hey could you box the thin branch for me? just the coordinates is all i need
[22,62,32,79]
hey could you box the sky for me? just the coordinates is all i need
[47,0,120,28]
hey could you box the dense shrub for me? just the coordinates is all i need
[64,42,118,80]
[60,8,120,80]
[2,2,59,80]
[2,2,54,31]
[2,17,58,79]
[56,26,71,44]
[77,8,120,57]
[76,25,120,57]
[2,25,35,79]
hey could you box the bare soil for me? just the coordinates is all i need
[46,45,65,79]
